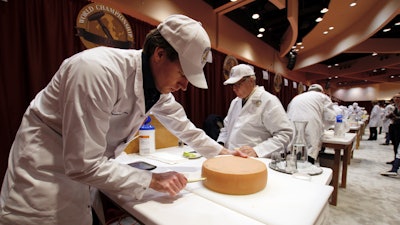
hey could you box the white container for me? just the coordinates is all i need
[334,115,345,137]
[139,116,155,155]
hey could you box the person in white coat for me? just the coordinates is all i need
[286,84,336,164]
[217,64,293,157]
[0,14,245,225]
[368,101,381,140]
[382,101,395,145]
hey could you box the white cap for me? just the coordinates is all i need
[308,84,324,92]
[223,64,255,85]
[158,14,212,89]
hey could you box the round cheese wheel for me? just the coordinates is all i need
[201,156,267,195]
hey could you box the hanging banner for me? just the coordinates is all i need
[76,3,134,49]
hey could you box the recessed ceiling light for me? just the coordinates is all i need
[296,42,303,45]
[390,75,395,78]
[350,2,357,7]
[230,0,237,2]
[320,8,329,13]
[383,28,391,32]
[334,76,338,79]
[323,31,328,35]
[334,63,339,67]
[329,26,334,30]
[259,28,265,32]
[300,46,304,49]
[327,65,332,68]
[372,52,378,56]
[381,68,386,71]
[257,33,263,38]
[395,22,400,26]
[316,17,323,22]
[252,14,260,19]
[292,46,296,49]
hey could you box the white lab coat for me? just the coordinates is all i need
[0,47,221,225]
[217,86,293,157]
[368,104,382,127]
[382,104,395,133]
[286,91,336,159]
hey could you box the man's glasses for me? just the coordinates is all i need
[232,77,249,88]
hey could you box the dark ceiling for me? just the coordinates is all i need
[203,0,400,89]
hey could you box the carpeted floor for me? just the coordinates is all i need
[322,131,400,225]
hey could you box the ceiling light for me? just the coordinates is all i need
[395,22,400,26]
[259,28,265,32]
[334,63,339,67]
[292,46,296,49]
[329,26,334,30]
[316,17,323,22]
[372,52,378,56]
[327,65,332,68]
[252,14,260,19]
[390,75,395,78]
[257,33,263,38]
[323,31,328,35]
[350,2,357,7]
[381,68,386,71]
[320,8,329,13]
[334,76,338,79]
[383,28,391,32]
[300,46,304,49]
[230,0,237,2]
[296,42,303,45]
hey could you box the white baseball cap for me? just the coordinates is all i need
[158,14,212,89]
[223,64,255,85]
[308,84,324,92]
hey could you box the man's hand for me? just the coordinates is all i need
[150,171,187,196]
[219,148,248,158]
[238,146,258,157]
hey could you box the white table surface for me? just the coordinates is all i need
[110,146,333,225]
[322,131,356,145]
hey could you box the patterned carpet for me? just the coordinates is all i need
[322,131,400,225]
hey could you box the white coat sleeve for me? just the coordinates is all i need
[322,96,336,128]
[253,96,293,157]
[152,94,223,159]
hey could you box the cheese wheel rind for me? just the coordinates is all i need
[201,156,268,195]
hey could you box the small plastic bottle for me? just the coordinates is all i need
[139,116,155,155]
[334,115,345,137]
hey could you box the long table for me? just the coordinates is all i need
[321,132,356,206]
[106,146,334,225]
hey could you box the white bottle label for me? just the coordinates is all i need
[139,130,155,155]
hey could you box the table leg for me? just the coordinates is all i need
[329,148,341,206]
[341,145,350,188]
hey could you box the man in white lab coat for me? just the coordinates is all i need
[368,101,382,140]
[0,15,244,225]
[286,84,337,164]
[217,64,293,157]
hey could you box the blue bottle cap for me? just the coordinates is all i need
[140,116,154,130]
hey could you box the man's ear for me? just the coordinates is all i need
[154,47,164,62]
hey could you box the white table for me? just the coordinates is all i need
[108,146,333,225]
[321,131,356,205]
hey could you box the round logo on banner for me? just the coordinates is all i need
[223,55,238,80]
[273,73,282,93]
[76,3,134,49]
